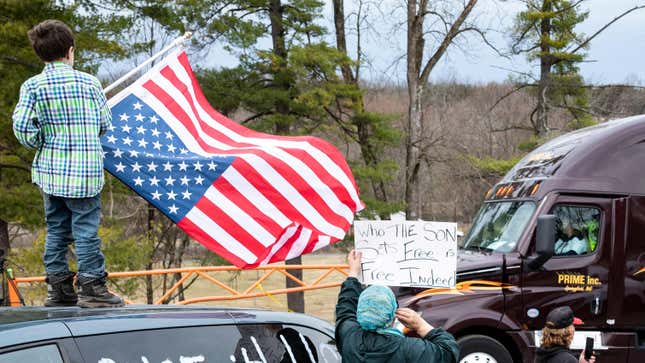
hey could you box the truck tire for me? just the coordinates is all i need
[458,335,513,363]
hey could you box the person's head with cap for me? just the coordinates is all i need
[356,285,397,332]
[541,306,584,348]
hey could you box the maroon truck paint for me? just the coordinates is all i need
[396,115,645,362]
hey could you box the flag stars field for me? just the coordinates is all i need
[102,94,230,223]
[149,176,160,187]
[151,190,162,200]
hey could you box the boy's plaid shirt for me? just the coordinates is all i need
[12,62,112,198]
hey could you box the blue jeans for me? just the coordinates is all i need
[42,193,106,279]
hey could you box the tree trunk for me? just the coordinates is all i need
[269,0,291,121]
[405,88,423,220]
[332,0,354,84]
[270,0,305,313]
[405,0,424,220]
[536,0,553,137]
[174,236,189,301]
[404,0,477,219]
[285,256,305,313]
[332,0,388,204]
[0,219,9,254]
[146,207,154,304]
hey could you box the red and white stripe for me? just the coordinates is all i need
[110,50,364,268]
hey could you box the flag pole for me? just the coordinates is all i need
[103,32,193,95]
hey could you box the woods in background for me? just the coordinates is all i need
[1,0,643,309]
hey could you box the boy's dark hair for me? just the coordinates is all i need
[28,20,74,62]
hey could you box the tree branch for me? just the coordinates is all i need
[454,26,507,58]
[571,5,645,54]
[0,163,31,173]
[241,111,272,124]
[583,84,645,90]
[419,0,478,85]
[491,124,536,133]
[488,83,535,113]
[0,55,40,70]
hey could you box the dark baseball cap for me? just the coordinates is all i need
[545,306,584,329]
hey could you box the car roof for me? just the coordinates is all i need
[0,305,335,349]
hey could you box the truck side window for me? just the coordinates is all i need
[552,205,601,256]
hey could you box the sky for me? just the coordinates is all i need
[324,0,645,85]
[102,0,645,87]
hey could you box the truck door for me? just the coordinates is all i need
[522,196,611,335]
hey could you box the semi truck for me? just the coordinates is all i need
[396,115,645,362]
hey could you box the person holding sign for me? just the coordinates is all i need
[335,250,459,363]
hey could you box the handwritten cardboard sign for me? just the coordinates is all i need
[354,220,457,288]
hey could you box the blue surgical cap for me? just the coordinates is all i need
[356,285,397,331]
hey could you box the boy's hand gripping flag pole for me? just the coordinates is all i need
[100,38,365,268]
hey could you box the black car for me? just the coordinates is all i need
[0,306,340,363]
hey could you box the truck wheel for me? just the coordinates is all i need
[458,335,513,363]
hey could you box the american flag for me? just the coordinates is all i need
[102,50,364,268]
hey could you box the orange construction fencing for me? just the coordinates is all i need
[11,265,350,307]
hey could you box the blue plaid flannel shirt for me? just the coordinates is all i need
[12,62,112,198]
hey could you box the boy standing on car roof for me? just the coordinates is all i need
[12,19,122,308]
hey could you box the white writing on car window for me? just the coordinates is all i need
[97,331,340,363]
[98,355,205,363]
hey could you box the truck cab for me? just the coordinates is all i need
[396,115,645,362]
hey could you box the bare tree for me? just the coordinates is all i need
[405,0,480,219]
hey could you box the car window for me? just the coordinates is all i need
[75,324,339,363]
[0,344,64,363]
[552,205,601,256]
[284,325,340,363]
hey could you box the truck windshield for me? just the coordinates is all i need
[461,201,536,253]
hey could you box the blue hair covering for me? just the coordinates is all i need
[357,285,403,336]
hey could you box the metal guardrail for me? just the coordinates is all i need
[9,265,350,306]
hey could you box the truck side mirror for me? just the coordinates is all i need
[526,215,556,270]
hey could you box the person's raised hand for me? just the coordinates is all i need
[579,351,596,363]
[395,308,433,337]
[347,249,362,278]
